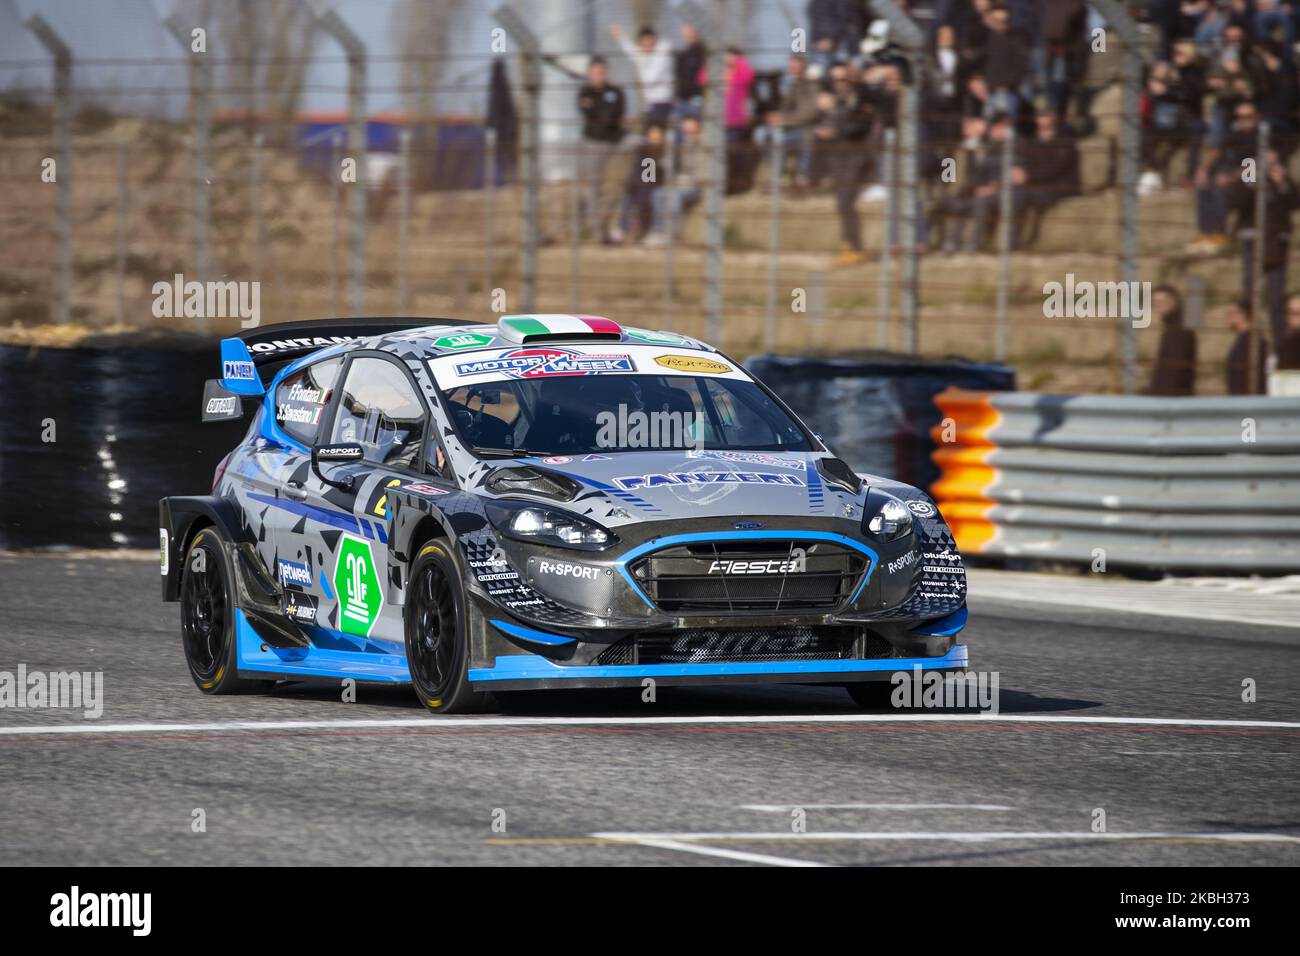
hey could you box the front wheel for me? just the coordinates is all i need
[179,528,273,694]
[404,542,493,714]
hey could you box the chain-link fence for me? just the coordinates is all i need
[3,1,1298,397]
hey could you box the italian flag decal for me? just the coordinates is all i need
[498,314,622,342]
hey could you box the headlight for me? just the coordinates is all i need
[864,494,913,542]
[485,500,617,551]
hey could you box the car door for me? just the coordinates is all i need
[251,356,345,624]
[302,354,434,649]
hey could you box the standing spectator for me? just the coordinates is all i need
[1041,0,1087,120]
[755,54,821,186]
[1019,108,1079,245]
[1223,300,1268,394]
[809,0,866,70]
[1278,294,1300,369]
[928,115,985,253]
[1234,147,1300,346]
[1187,99,1259,254]
[673,22,707,119]
[1254,40,1299,159]
[1148,285,1199,395]
[982,4,1030,118]
[816,62,874,266]
[967,112,1022,251]
[610,24,675,126]
[645,116,705,245]
[618,124,666,242]
[576,57,626,244]
[698,48,756,144]
[1170,39,1209,178]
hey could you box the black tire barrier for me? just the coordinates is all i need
[0,344,1013,550]
[743,353,1016,489]
[0,344,245,550]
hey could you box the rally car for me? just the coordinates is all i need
[160,314,969,713]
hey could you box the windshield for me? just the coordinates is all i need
[439,374,814,458]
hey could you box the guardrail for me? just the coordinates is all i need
[930,390,1300,572]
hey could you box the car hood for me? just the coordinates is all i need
[510,450,867,527]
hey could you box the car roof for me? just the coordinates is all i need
[367,314,718,358]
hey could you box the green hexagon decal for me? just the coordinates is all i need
[434,332,494,350]
[333,533,383,636]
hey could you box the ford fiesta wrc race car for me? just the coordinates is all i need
[160,314,969,713]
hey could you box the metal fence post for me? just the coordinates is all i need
[763,126,785,353]
[250,132,266,286]
[1092,0,1144,393]
[680,0,727,344]
[493,5,542,313]
[484,126,497,296]
[995,123,1016,361]
[870,1,923,353]
[878,127,897,349]
[398,127,412,313]
[329,130,343,316]
[1251,121,1270,394]
[164,13,212,317]
[25,14,72,325]
[312,2,368,316]
[663,126,677,326]
[115,138,128,327]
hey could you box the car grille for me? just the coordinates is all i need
[593,626,893,665]
[627,539,867,614]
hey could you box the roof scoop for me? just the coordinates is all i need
[497,314,623,345]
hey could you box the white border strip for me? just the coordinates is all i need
[594,831,1300,844]
[1,713,1299,736]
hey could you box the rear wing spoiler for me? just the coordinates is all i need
[203,316,474,421]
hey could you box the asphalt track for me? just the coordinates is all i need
[0,552,1297,866]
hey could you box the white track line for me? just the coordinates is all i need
[594,831,1300,845]
[742,803,1016,812]
[1,713,1299,736]
[628,838,830,867]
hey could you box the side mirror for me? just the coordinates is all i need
[312,442,363,490]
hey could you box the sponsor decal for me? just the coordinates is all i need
[922,565,966,575]
[583,454,611,461]
[654,354,732,374]
[923,548,960,563]
[887,549,918,574]
[542,456,573,464]
[613,471,804,491]
[709,549,807,575]
[284,590,319,624]
[477,571,520,582]
[159,529,169,576]
[247,335,355,354]
[205,396,237,416]
[277,558,312,588]
[906,500,936,517]
[453,347,635,380]
[733,520,765,530]
[687,449,807,470]
[626,328,688,344]
[223,359,256,381]
[504,597,545,609]
[536,559,600,580]
[333,535,383,637]
[434,332,495,350]
[404,483,450,496]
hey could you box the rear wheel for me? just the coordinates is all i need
[405,541,493,714]
[179,529,273,694]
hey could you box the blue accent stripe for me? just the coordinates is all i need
[470,643,968,682]
[491,618,577,647]
[247,492,360,533]
[911,605,968,638]
[234,609,409,682]
[614,530,878,610]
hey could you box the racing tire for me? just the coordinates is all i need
[405,541,494,714]
[179,528,274,695]
[845,680,899,710]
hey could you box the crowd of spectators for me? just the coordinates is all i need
[560,1,1300,391]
